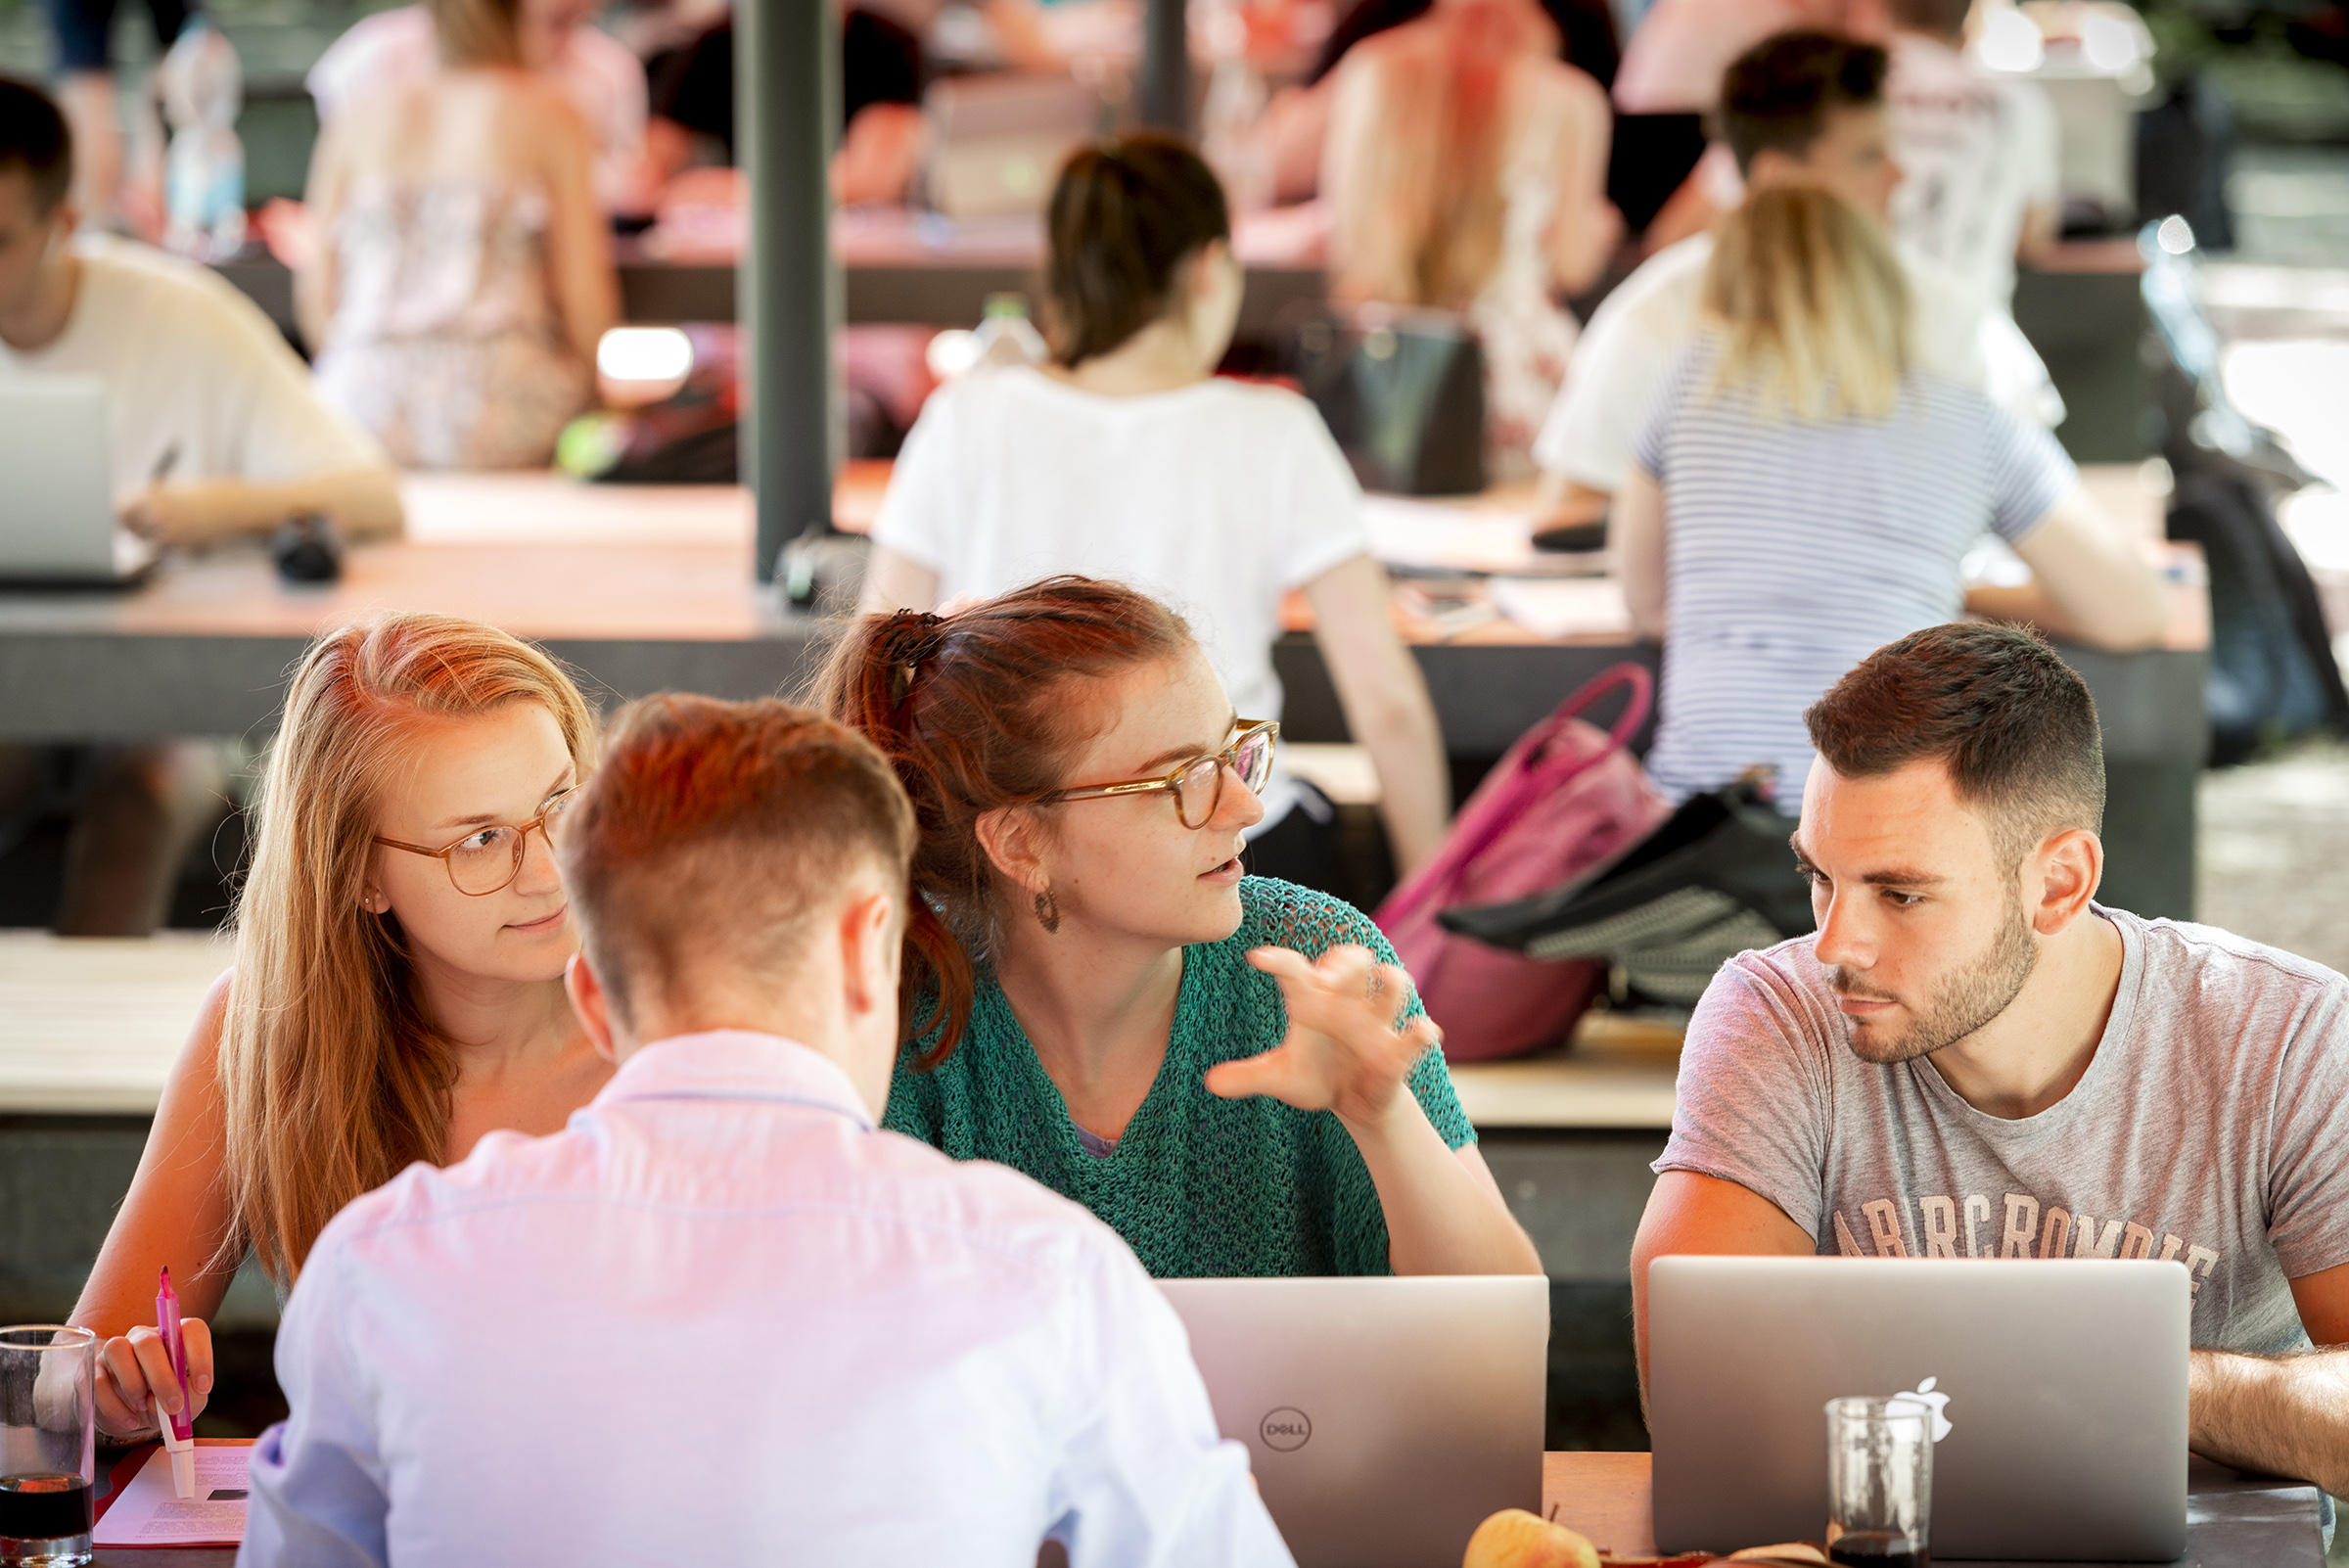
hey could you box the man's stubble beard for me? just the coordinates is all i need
[1833,894,2040,1066]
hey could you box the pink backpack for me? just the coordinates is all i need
[1375,664,1672,1062]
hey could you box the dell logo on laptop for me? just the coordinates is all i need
[1260,1407,1313,1452]
[1887,1376,1955,1443]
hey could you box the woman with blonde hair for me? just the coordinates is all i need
[69,613,613,1438]
[1613,180,2167,807]
[1319,0,1620,473]
[299,0,617,468]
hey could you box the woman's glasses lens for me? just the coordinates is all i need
[1175,756,1221,828]
[448,826,525,895]
[1235,729,1273,792]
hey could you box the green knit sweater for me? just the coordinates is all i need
[882,877,1477,1277]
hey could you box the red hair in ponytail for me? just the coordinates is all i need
[813,576,1193,1064]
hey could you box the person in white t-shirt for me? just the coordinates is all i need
[861,134,1449,893]
[0,78,401,933]
[306,0,650,213]
[1884,0,2059,310]
[1530,29,2058,528]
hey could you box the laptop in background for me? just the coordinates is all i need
[920,73,1097,220]
[0,377,156,588]
[1647,1256,2188,1561]
[1156,1275,1547,1568]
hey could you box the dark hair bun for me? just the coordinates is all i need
[1044,133,1231,368]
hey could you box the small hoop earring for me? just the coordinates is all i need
[1034,888,1061,935]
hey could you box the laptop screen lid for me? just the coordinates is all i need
[0,376,151,583]
[1157,1276,1547,1568]
[1648,1257,2188,1561]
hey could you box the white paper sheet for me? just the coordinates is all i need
[91,1444,251,1546]
[1487,576,1635,640]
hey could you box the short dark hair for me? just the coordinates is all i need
[1887,0,1974,41]
[1044,132,1229,368]
[557,694,917,1027]
[1804,623,2105,868]
[0,76,72,216]
[1718,32,1888,178]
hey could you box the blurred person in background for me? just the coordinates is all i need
[1613,181,2165,807]
[1530,30,2058,529]
[860,135,1451,896]
[1319,0,1618,473]
[39,0,180,231]
[0,77,400,933]
[1883,0,2057,310]
[306,0,650,212]
[298,0,618,470]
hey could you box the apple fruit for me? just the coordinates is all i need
[1462,1508,1601,1568]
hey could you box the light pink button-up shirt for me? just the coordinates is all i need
[241,1030,1293,1567]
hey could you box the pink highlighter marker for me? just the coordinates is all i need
[155,1268,196,1499]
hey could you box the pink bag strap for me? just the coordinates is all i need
[1379,662,1654,926]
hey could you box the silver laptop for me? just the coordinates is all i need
[0,377,155,587]
[920,73,1097,220]
[1648,1257,2188,1561]
[1157,1276,1547,1568]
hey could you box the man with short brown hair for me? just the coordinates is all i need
[243,694,1294,1567]
[1632,623,2349,1499]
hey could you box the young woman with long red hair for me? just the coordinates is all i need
[68,613,613,1438]
[820,576,1541,1278]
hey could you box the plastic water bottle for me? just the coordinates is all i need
[973,293,1048,368]
[158,21,247,261]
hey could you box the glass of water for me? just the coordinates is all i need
[1824,1395,1931,1568]
[0,1327,97,1568]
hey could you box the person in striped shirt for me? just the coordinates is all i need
[1612,180,2166,807]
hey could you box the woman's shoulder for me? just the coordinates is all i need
[1224,877,1393,962]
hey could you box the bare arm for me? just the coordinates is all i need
[1542,69,1623,298]
[2186,1262,2349,1495]
[1614,466,1669,640]
[1534,470,1612,529]
[540,94,620,369]
[70,971,242,1436]
[1303,554,1450,877]
[1965,487,2168,653]
[1628,1171,1811,1406]
[123,466,405,547]
[855,543,942,616]
[292,111,346,354]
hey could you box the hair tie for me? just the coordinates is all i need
[882,611,946,708]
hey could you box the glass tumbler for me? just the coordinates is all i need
[1824,1395,1932,1568]
[0,1327,97,1568]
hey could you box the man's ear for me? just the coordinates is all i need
[973,805,1049,896]
[565,951,622,1063]
[2027,826,2104,935]
[838,886,898,1022]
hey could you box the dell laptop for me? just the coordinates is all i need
[0,377,157,587]
[1647,1256,2189,1561]
[1158,1275,1549,1568]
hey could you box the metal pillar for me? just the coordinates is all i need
[738,0,838,583]
[1140,0,1188,134]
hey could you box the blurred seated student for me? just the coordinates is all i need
[1254,0,1621,206]
[1632,623,2349,1501]
[0,77,401,936]
[641,4,928,207]
[243,692,1296,1568]
[860,136,1449,891]
[69,615,614,1441]
[1320,0,1618,473]
[1531,30,2051,530]
[298,0,619,471]
[1883,0,2058,311]
[821,577,1542,1279]
[306,0,650,213]
[1613,181,2165,807]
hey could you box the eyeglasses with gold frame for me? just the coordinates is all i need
[372,786,581,897]
[1039,720,1279,830]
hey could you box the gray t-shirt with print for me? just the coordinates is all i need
[1658,906,2349,1357]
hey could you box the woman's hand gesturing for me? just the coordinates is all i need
[1203,945,1437,1129]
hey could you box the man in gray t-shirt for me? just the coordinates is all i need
[1634,623,2349,1501]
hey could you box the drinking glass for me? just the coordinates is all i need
[0,1327,96,1568]
[1824,1395,1931,1568]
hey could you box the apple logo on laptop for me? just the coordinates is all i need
[1887,1376,1954,1443]
[1261,1407,1313,1453]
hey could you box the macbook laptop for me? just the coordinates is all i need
[0,377,156,588]
[1647,1257,2189,1561]
[1157,1275,1547,1568]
